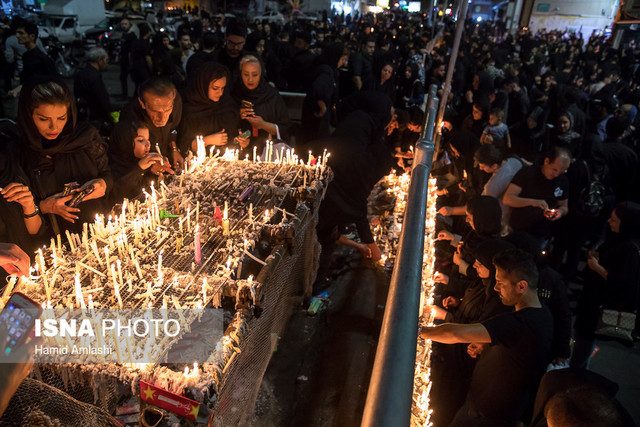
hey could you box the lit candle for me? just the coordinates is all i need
[253,145,257,162]
[179,217,183,234]
[222,202,230,237]
[194,225,201,264]
[37,248,46,274]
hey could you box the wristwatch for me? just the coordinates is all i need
[23,203,40,218]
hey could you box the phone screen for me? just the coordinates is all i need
[1,292,42,356]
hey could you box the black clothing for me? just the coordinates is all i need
[129,38,151,89]
[17,80,112,236]
[185,50,217,79]
[348,51,374,92]
[107,124,157,206]
[288,49,317,92]
[510,121,550,164]
[575,203,640,340]
[20,47,56,85]
[300,46,344,146]
[212,49,244,84]
[601,139,639,203]
[178,62,240,154]
[120,31,136,95]
[373,77,397,105]
[231,73,291,155]
[453,307,553,426]
[0,141,47,260]
[509,165,569,240]
[73,65,113,125]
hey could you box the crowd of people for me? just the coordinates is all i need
[0,7,639,426]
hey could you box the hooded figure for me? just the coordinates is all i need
[397,61,424,109]
[300,42,345,146]
[314,92,393,290]
[177,62,239,153]
[17,78,112,236]
[552,110,582,158]
[231,55,292,156]
[572,201,640,368]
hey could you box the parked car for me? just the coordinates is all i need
[38,14,79,44]
[252,10,285,24]
[84,18,155,60]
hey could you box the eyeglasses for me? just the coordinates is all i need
[227,39,245,47]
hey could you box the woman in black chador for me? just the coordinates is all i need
[231,55,291,157]
[16,78,111,236]
[178,62,240,154]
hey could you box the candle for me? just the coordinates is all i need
[134,259,143,280]
[65,230,75,251]
[187,207,191,232]
[222,202,230,236]
[194,225,201,264]
[202,277,207,307]
[303,169,307,188]
[249,203,253,222]
[57,234,62,253]
[37,248,46,274]
[74,273,85,309]
[158,250,163,277]
[179,217,183,234]
[253,146,257,162]
[104,246,110,266]
[116,259,124,290]
[196,201,200,224]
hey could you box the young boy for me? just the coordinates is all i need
[481,107,511,150]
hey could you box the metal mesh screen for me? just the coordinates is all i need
[0,377,120,426]
[213,204,321,426]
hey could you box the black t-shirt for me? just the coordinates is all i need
[509,165,569,237]
[466,307,553,423]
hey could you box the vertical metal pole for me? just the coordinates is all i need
[434,0,469,154]
[361,93,438,427]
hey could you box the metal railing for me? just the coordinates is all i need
[361,85,438,427]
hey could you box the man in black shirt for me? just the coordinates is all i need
[9,21,56,97]
[287,31,316,92]
[422,249,553,426]
[119,18,136,98]
[74,47,113,126]
[186,31,217,78]
[503,146,570,242]
[349,37,375,92]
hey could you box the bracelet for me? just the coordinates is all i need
[23,203,40,218]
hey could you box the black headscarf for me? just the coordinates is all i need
[467,195,503,237]
[617,201,640,240]
[231,57,278,107]
[17,77,97,159]
[178,62,238,152]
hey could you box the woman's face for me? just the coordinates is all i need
[133,127,150,159]
[608,210,621,233]
[32,103,68,140]
[241,62,261,90]
[381,64,393,82]
[472,74,480,90]
[472,105,483,120]
[256,40,265,56]
[404,66,412,79]
[526,116,537,129]
[162,36,171,49]
[208,77,227,102]
[465,208,475,230]
[558,115,571,133]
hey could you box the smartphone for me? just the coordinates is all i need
[241,100,254,110]
[238,129,251,139]
[1,292,42,356]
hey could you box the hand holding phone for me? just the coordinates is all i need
[0,292,42,358]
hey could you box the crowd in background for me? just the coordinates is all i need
[0,7,639,426]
